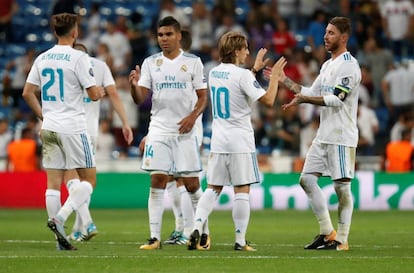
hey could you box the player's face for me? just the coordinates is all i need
[324,23,342,53]
[157,26,180,54]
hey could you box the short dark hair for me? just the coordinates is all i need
[158,16,181,32]
[52,13,78,37]
[73,43,88,53]
[181,29,192,51]
[329,16,352,35]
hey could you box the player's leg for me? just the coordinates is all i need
[40,130,76,250]
[178,175,202,243]
[230,153,259,251]
[75,167,98,241]
[140,172,169,250]
[164,177,185,244]
[55,133,96,240]
[300,142,335,249]
[318,145,355,251]
[188,184,221,250]
[140,135,172,250]
[188,152,225,250]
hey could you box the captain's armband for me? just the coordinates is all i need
[334,85,350,101]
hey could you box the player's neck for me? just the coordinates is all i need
[330,47,347,60]
[57,37,75,47]
[163,48,182,60]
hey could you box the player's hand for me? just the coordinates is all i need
[271,57,287,79]
[129,65,140,86]
[98,86,106,98]
[282,93,303,110]
[122,125,134,145]
[253,48,270,71]
[177,114,196,134]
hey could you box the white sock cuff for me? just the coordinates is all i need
[178,185,187,193]
[66,179,81,191]
[235,192,249,201]
[205,188,220,199]
[81,181,93,195]
[166,180,176,189]
[150,187,165,194]
[190,188,203,199]
[45,189,60,197]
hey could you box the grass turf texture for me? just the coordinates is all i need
[0,209,413,273]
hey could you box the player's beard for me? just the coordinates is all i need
[325,40,339,53]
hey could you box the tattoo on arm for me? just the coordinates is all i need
[283,78,302,94]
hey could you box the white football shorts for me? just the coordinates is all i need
[40,129,96,170]
[206,152,260,186]
[141,134,202,174]
[302,140,356,180]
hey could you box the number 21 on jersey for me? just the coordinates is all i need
[42,68,64,102]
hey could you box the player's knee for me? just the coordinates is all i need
[334,181,352,204]
[299,173,317,194]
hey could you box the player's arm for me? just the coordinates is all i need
[177,88,207,134]
[278,60,305,95]
[250,48,270,76]
[86,85,104,101]
[129,65,150,104]
[106,84,134,145]
[282,84,349,110]
[258,57,287,107]
[22,82,43,120]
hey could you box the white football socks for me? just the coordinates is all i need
[166,181,183,233]
[45,189,61,219]
[148,187,165,240]
[300,174,334,235]
[233,193,250,246]
[335,181,353,244]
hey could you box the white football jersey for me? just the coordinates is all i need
[208,63,266,153]
[301,51,361,147]
[83,57,115,137]
[138,50,207,135]
[26,45,96,134]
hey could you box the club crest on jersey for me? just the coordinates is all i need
[341,77,349,85]
[156,59,163,66]
[181,65,187,72]
[253,80,260,88]
[89,68,94,77]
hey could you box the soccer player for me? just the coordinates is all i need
[65,43,134,242]
[187,31,287,251]
[280,16,361,251]
[129,16,208,250]
[159,29,210,247]
[22,13,103,250]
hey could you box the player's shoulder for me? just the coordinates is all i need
[90,56,107,69]
[182,52,199,59]
[147,52,163,60]
[337,52,360,68]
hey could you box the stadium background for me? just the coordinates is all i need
[1,0,414,211]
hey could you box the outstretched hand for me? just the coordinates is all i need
[253,48,271,71]
[263,58,287,82]
[270,57,287,79]
[282,93,303,110]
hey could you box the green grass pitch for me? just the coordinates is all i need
[0,209,413,273]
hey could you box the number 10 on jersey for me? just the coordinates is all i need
[211,86,230,119]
